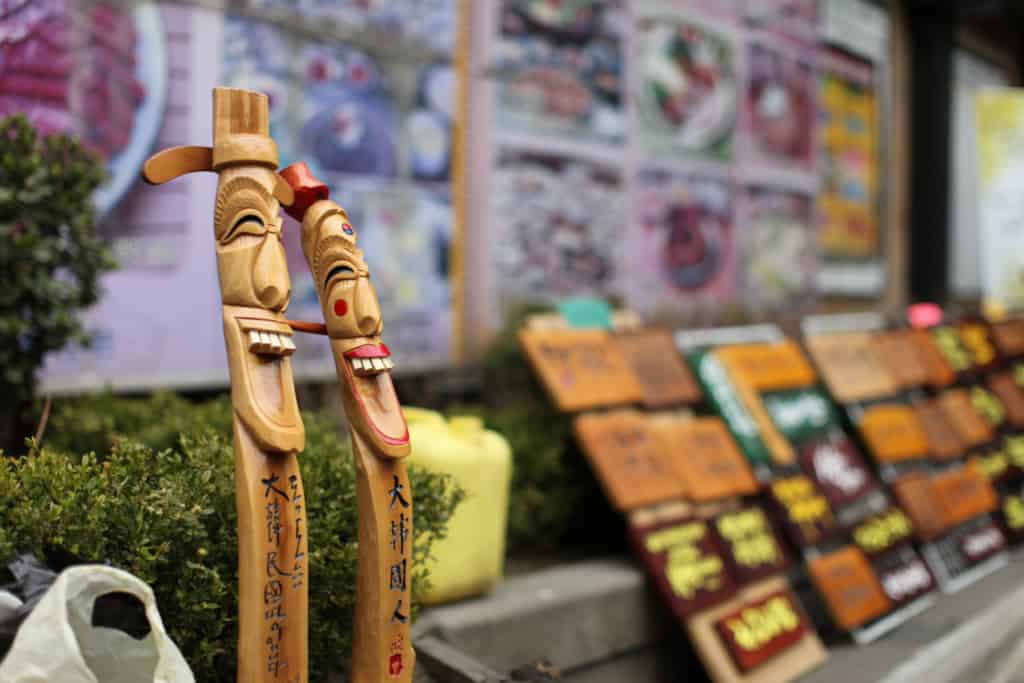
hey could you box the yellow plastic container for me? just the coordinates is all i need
[403,407,512,605]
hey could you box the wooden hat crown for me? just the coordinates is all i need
[212,87,278,170]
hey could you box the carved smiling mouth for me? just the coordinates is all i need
[344,343,394,375]
[245,328,296,357]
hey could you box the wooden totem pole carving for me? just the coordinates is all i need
[280,162,415,683]
[142,88,308,683]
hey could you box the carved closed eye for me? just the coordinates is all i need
[325,264,356,289]
[224,213,266,242]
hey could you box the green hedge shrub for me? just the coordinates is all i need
[1,393,463,682]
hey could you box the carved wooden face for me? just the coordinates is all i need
[215,166,291,313]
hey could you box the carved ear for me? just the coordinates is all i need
[273,175,295,207]
[141,146,214,184]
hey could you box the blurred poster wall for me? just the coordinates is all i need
[465,0,892,348]
[10,1,461,392]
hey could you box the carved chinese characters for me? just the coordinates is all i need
[872,331,931,390]
[574,411,686,510]
[807,547,890,631]
[798,438,876,509]
[913,400,963,461]
[519,328,643,412]
[938,389,994,449]
[713,589,808,673]
[857,405,930,464]
[143,88,308,683]
[931,463,998,530]
[805,332,898,403]
[767,474,838,549]
[651,416,758,502]
[713,507,788,585]
[281,162,414,683]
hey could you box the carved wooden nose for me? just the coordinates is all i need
[355,280,382,336]
[253,235,290,311]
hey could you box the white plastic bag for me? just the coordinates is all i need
[0,565,194,683]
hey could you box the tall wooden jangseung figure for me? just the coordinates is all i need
[280,162,414,683]
[142,88,309,683]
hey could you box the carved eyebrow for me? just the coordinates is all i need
[225,214,265,241]
[324,264,356,289]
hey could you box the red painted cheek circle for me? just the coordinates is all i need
[333,299,348,316]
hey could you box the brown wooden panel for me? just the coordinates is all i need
[938,388,995,449]
[910,329,957,389]
[574,410,687,511]
[805,332,899,403]
[872,330,931,390]
[991,319,1024,358]
[913,399,964,461]
[616,330,702,408]
[858,404,930,463]
[807,546,891,631]
[714,341,817,392]
[726,369,796,466]
[767,474,839,549]
[988,372,1024,429]
[892,472,948,541]
[519,328,643,412]
[629,514,738,619]
[651,415,759,502]
[932,462,999,529]
[713,505,790,586]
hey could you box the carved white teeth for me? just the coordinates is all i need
[371,358,386,371]
[247,330,296,357]
[349,351,393,376]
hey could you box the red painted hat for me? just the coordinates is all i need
[280,161,330,222]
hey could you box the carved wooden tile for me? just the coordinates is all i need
[805,332,899,403]
[616,330,702,408]
[912,399,964,461]
[807,546,891,631]
[519,328,643,412]
[629,513,738,619]
[574,410,687,511]
[797,436,877,509]
[766,474,839,549]
[910,329,957,389]
[714,341,817,392]
[857,404,930,463]
[891,472,948,542]
[938,388,995,449]
[872,330,931,390]
[930,325,974,377]
[931,462,999,529]
[712,586,808,673]
[991,319,1024,359]
[651,415,759,502]
[712,505,790,586]
[988,372,1024,428]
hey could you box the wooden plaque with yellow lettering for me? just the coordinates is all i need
[931,463,998,529]
[857,404,930,463]
[574,410,686,511]
[712,506,789,586]
[766,474,839,549]
[872,330,931,390]
[629,514,737,619]
[807,546,891,631]
[519,328,643,412]
[805,332,899,403]
[938,388,995,449]
[616,330,702,408]
[650,415,759,502]
[687,577,827,683]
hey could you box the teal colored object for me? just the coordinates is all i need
[761,387,839,443]
[557,298,613,329]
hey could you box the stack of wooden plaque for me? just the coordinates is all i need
[519,310,1024,682]
[522,320,828,683]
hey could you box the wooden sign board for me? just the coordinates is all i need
[519,328,643,412]
[912,400,964,461]
[652,416,759,502]
[938,389,995,449]
[857,404,930,463]
[910,329,957,390]
[930,326,974,376]
[872,330,931,390]
[923,515,1008,591]
[712,505,789,586]
[798,437,877,509]
[766,474,838,549]
[988,371,1024,429]
[630,514,738,619]
[850,507,915,558]
[573,410,686,511]
[727,372,796,467]
[805,332,899,403]
[957,321,1000,373]
[931,463,998,529]
[892,473,948,542]
[616,330,702,408]
[688,348,775,467]
[687,577,827,683]
[869,545,937,609]
[714,341,817,392]
[807,546,891,631]
[761,388,838,443]
[991,319,1024,359]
